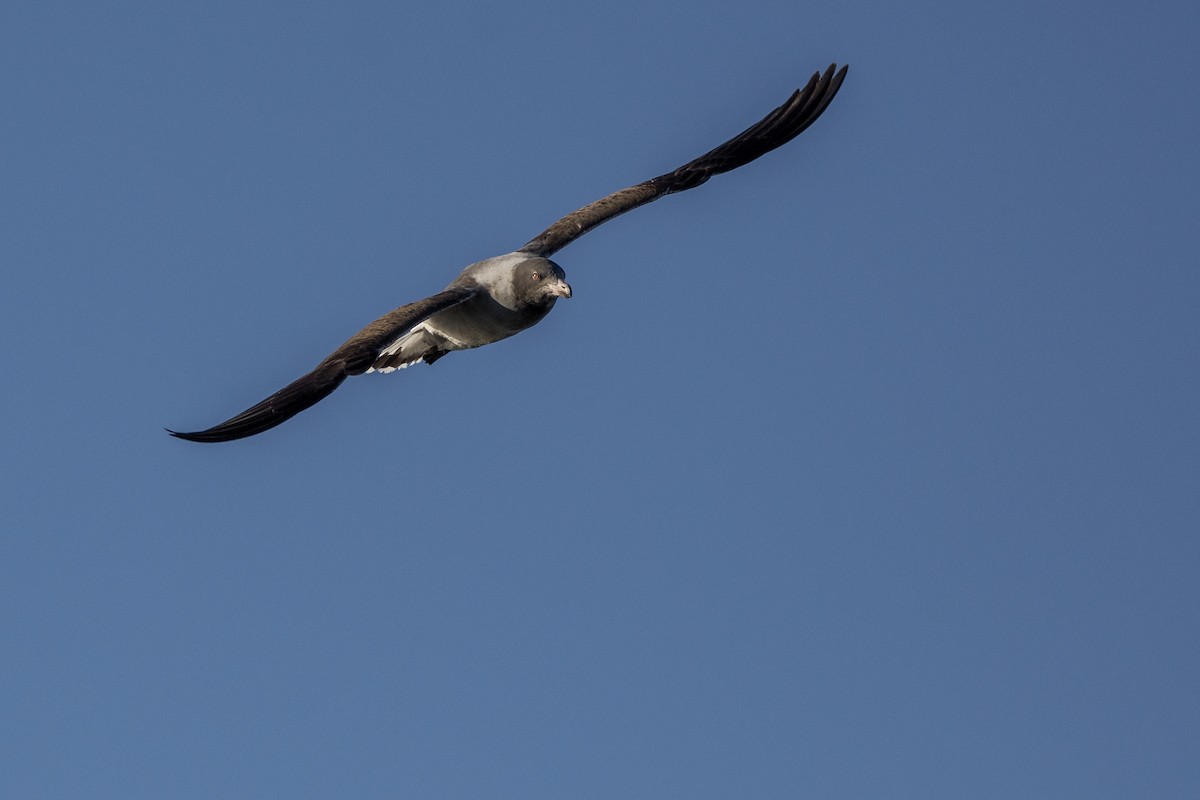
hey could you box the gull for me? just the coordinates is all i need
[169,63,848,442]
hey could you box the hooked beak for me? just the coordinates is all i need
[550,278,572,299]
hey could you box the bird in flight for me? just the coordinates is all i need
[169,63,848,442]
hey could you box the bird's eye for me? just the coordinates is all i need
[531,271,542,280]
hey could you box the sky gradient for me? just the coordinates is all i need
[3,0,1198,797]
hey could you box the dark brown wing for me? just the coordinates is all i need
[168,286,479,443]
[519,63,848,259]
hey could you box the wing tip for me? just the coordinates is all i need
[165,426,244,443]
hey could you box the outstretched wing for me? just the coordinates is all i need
[168,286,479,443]
[519,63,848,259]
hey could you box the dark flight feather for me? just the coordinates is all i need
[519,63,847,258]
[167,287,478,442]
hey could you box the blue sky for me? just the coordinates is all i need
[3,0,1198,797]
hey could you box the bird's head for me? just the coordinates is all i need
[513,257,572,308]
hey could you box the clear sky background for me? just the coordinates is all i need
[3,0,1198,797]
